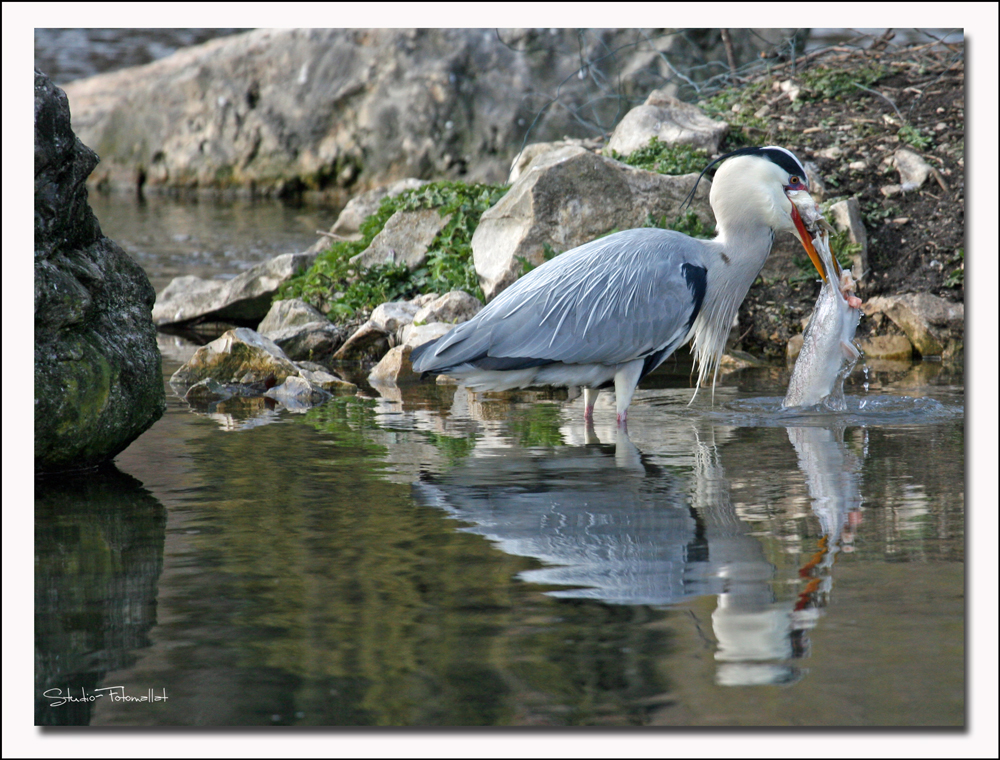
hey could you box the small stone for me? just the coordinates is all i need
[893,148,932,192]
[368,344,420,386]
[413,291,483,325]
[400,322,454,348]
[298,367,357,392]
[171,327,300,387]
[370,301,420,333]
[332,322,390,362]
[184,378,235,402]
[258,299,327,334]
[858,335,913,361]
[264,375,331,410]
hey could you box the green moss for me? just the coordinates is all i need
[644,209,714,239]
[609,137,707,175]
[944,248,964,288]
[797,64,888,101]
[698,81,770,149]
[898,124,933,150]
[280,181,508,319]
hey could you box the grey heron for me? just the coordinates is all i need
[411,145,828,426]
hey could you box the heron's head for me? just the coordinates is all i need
[705,146,826,282]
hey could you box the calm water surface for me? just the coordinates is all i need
[34,196,966,727]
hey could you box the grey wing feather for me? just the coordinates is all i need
[412,228,707,372]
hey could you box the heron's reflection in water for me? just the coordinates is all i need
[413,418,864,687]
[416,429,708,607]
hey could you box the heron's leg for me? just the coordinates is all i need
[613,360,644,428]
[583,387,600,421]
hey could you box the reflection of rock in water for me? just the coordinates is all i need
[414,436,713,607]
[35,468,166,725]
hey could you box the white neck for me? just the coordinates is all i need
[688,219,774,396]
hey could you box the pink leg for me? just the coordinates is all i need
[616,409,628,430]
[583,387,599,423]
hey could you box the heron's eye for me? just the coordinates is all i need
[789,175,800,185]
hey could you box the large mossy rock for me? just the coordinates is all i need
[34,70,165,473]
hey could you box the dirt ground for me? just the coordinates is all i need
[719,40,964,361]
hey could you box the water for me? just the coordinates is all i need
[36,189,966,725]
[88,193,329,294]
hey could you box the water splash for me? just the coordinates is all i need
[711,394,962,428]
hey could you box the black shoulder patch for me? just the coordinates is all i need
[681,262,707,332]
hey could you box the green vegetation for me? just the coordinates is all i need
[609,137,707,175]
[280,182,508,319]
[508,403,565,447]
[898,124,933,150]
[944,248,964,288]
[798,64,887,101]
[829,227,862,270]
[699,81,770,149]
[644,209,714,239]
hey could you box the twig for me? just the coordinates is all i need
[720,29,738,79]
[853,82,905,123]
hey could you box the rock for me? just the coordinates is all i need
[65,29,748,195]
[257,298,327,334]
[325,178,429,242]
[369,301,420,333]
[508,139,601,183]
[803,161,826,200]
[153,252,317,328]
[605,90,728,156]
[262,321,345,363]
[862,293,964,357]
[263,375,331,410]
[413,291,483,325]
[786,334,805,363]
[349,208,452,272]
[332,322,390,362]
[170,327,300,386]
[297,367,357,392]
[829,197,869,281]
[472,145,712,300]
[409,292,440,308]
[368,344,419,386]
[400,322,454,348]
[894,148,932,192]
[34,71,165,473]
[858,334,913,361]
[183,377,235,403]
[779,79,801,102]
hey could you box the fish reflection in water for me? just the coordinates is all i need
[414,419,864,687]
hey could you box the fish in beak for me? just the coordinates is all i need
[786,190,831,283]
